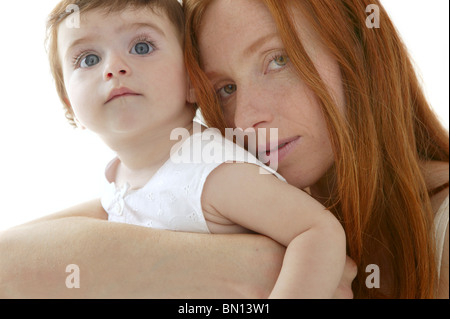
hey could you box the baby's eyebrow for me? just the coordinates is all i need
[117,22,166,38]
[63,21,166,61]
[66,35,96,55]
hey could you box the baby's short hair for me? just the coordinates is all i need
[46,0,185,126]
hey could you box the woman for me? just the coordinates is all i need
[184,0,449,298]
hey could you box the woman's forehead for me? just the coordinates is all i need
[198,0,278,57]
[201,0,275,35]
[198,0,320,66]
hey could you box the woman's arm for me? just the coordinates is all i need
[11,198,109,226]
[0,199,356,298]
[0,200,284,298]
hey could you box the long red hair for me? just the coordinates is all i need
[184,0,449,298]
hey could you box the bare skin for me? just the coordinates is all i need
[2,0,445,299]
[0,199,285,298]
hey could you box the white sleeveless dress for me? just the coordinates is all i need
[101,129,285,233]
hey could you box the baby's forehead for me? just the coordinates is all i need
[73,6,167,27]
[57,6,171,42]
[56,7,174,59]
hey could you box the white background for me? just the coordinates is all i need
[0,0,448,231]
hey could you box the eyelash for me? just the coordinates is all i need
[131,34,157,53]
[71,33,157,69]
[266,52,289,72]
[72,49,92,68]
[215,52,289,100]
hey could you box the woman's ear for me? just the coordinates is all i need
[186,77,196,104]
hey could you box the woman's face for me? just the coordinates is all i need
[198,0,345,191]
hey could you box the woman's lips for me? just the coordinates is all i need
[106,87,141,104]
[258,136,301,166]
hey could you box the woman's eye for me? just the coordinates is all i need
[267,55,289,71]
[80,54,101,68]
[218,84,237,98]
[131,42,153,55]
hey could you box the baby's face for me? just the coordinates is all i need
[57,7,190,141]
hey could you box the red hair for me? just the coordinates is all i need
[185,0,449,298]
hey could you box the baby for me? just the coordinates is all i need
[46,0,346,298]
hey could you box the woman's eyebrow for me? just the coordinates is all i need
[203,32,280,80]
[242,32,279,57]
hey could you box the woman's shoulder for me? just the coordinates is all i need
[435,195,449,298]
[421,161,449,213]
[433,192,448,238]
[425,161,449,298]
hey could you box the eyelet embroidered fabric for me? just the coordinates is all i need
[101,129,285,234]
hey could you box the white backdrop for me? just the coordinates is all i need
[0,0,448,231]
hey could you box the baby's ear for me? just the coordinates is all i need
[63,96,71,108]
[73,117,86,130]
[64,97,85,130]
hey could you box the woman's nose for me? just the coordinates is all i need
[104,54,131,80]
[233,87,274,130]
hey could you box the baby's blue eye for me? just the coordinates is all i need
[80,54,100,68]
[131,42,153,55]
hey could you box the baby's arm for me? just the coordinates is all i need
[202,163,347,299]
